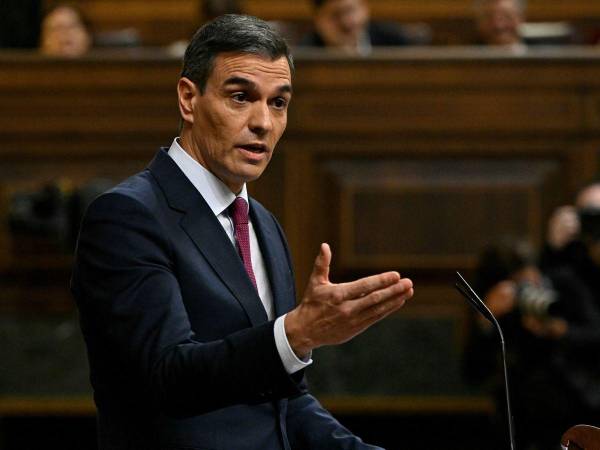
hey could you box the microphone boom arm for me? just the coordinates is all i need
[455,271,517,450]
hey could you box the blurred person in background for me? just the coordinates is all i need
[40,3,92,57]
[299,0,410,54]
[474,0,525,49]
[542,181,600,306]
[168,0,242,56]
[463,240,600,450]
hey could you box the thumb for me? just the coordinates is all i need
[310,243,331,284]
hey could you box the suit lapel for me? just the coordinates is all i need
[250,200,295,317]
[148,149,268,326]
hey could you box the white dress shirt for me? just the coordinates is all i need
[167,138,312,374]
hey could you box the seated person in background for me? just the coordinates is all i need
[474,0,525,49]
[542,181,600,306]
[299,0,410,55]
[167,0,241,56]
[40,3,92,57]
[463,240,600,450]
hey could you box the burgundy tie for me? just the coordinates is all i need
[230,197,258,289]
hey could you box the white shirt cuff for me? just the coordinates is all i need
[274,314,313,374]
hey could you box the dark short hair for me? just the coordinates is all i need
[181,14,294,93]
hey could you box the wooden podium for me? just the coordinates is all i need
[562,425,600,450]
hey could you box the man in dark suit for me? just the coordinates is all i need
[298,0,410,54]
[72,14,414,450]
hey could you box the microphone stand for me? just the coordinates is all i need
[455,271,517,450]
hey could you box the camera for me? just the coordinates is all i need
[8,179,114,253]
[515,281,558,317]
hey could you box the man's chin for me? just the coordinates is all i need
[226,167,269,191]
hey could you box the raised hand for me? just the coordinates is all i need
[484,280,517,318]
[285,243,414,358]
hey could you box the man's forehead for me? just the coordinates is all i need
[210,52,292,85]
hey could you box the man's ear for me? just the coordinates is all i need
[177,77,199,124]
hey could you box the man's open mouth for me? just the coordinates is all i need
[238,143,267,153]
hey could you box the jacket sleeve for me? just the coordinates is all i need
[285,392,385,450]
[71,191,302,417]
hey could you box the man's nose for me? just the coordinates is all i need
[492,13,511,27]
[248,102,272,135]
[340,14,358,32]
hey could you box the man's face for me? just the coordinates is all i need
[477,0,522,46]
[179,53,292,193]
[316,0,369,47]
[41,6,91,57]
[576,185,600,210]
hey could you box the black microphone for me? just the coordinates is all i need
[455,271,517,450]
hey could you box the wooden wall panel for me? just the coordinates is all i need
[1,54,179,157]
[292,90,582,134]
[324,159,558,270]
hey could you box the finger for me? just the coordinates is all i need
[350,278,413,314]
[353,287,414,331]
[340,271,402,300]
[309,243,331,284]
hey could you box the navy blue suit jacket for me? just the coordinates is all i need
[72,149,382,450]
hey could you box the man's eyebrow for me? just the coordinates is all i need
[223,76,293,95]
[278,84,293,95]
[223,76,255,88]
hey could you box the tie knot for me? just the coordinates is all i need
[230,197,249,225]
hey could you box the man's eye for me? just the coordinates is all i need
[273,97,288,109]
[232,93,247,103]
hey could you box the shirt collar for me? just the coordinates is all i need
[167,138,248,217]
